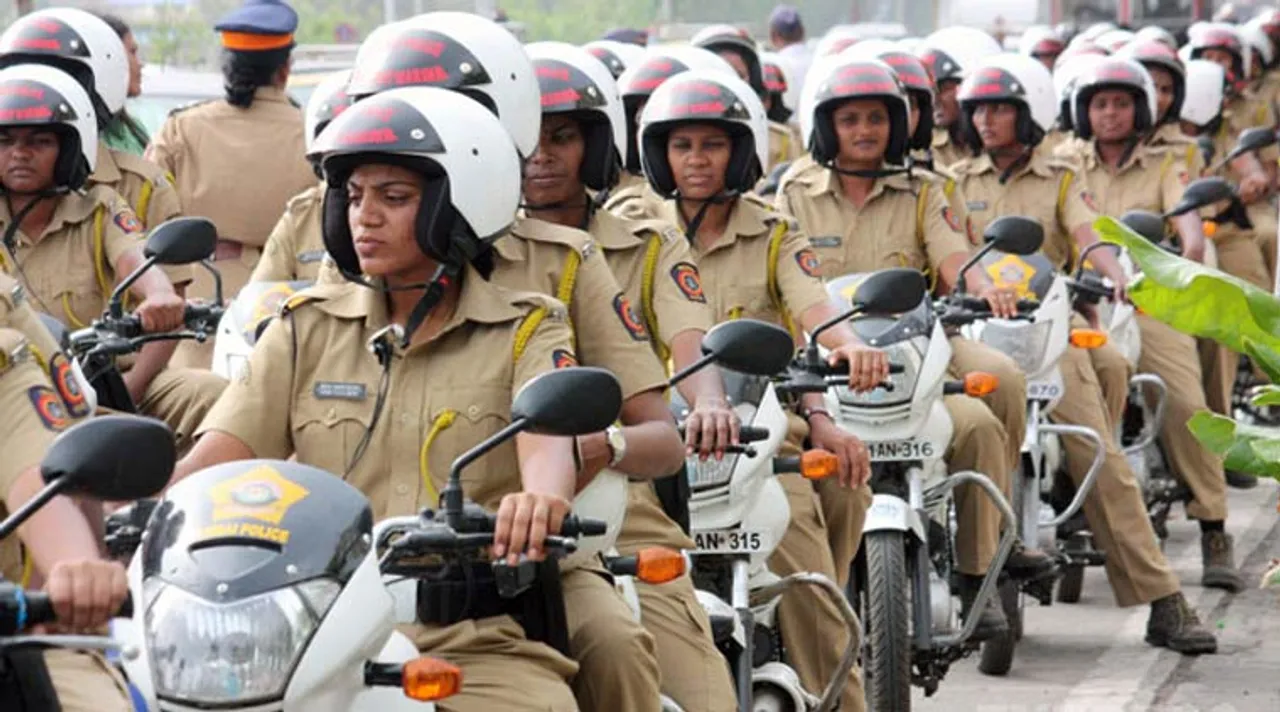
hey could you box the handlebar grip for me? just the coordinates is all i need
[183,303,221,323]
[954,295,991,312]
[1016,299,1040,312]
[738,425,770,443]
[560,515,607,538]
[810,361,905,377]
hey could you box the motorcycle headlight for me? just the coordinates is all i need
[980,320,1053,374]
[686,452,739,491]
[145,577,341,705]
[835,342,920,408]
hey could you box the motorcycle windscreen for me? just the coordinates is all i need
[141,459,373,599]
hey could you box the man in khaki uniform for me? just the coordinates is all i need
[0,273,133,712]
[1063,58,1240,590]
[175,90,599,711]
[522,43,738,708]
[146,0,315,369]
[951,53,1216,653]
[90,144,182,231]
[776,65,1053,635]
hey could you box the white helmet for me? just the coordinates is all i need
[310,86,521,274]
[841,43,937,150]
[919,27,1003,86]
[526,42,625,191]
[1187,22,1247,85]
[958,54,1057,146]
[1116,39,1186,123]
[1095,29,1136,53]
[1240,20,1274,78]
[1181,59,1227,128]
[582,39,646,80]
[1069,57,1158,140]
[1019,26,1067,61]
[839,38,897,58]
[760,51,799,122]
[304,69,354,150]
[1134,26,1178,51]
[814,26,862,59]
[800,57,912,165]
[617,46,736,173]
[347,12,542,157]
[0,63,97,189]
[1079,23,1118,43]
[639,70,767,197]
[1054,52,1106,130]
[691,24,764,94]
[0,7,127,121]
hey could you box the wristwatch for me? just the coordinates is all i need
[605,425,628,467]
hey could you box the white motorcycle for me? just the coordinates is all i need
[113,367,622,712]
[821,258,1020,710]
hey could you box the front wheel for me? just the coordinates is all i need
[863,531,913,712]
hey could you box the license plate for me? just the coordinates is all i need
[1027,381,1062,400]
[692,528,765,554]
[866,438,937,462]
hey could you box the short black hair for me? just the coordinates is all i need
[92,11,131,39]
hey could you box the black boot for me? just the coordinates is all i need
[1225,470,1258,490]
[1201,530,1245,593]
[1005,541,1059,581]
[958,574,1008,642]
[1145,592,1217,655]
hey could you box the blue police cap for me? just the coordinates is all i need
[214,0,298,51]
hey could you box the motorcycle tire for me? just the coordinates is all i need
[863,531,912,712]
[1057,565,1084,604]
[978,579,1020,676]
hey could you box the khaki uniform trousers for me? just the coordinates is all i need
[402,616,579,711]
[562,566,663,712]
[46,649,132,712]
[170,245,261,370]
[1202,231,1273,417]
[616,483,736,712]
[137,367,228,455]
[1249,201,1278,289]
[1051,345,1181,607]
[1137,315,1228,522]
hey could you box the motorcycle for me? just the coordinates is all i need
[114,366,622,711]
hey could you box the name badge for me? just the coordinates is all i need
[314,382,367,401]
[297,249,326,264]
[810,235,842,248]
[966,201,988,211]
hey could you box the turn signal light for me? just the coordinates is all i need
[403,657,462,702]
[799,449,840,480]
[635,547,686,584]
[963,372,999,397]
[1202,220,1218,239]
[1069,328,1108,349]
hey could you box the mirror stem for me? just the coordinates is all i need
[669,352,717,387]
[198,260,223,306]
[442,418,529,532]
[805,306,860,364]
[1073,241,1118,280]
[108,256,158,319]
[954,240,997,295]
[0,478,70,540]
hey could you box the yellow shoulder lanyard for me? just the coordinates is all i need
[764,220,798,340]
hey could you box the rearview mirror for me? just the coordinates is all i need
[1165,177,1235,218]
[511,367,622,437]
[700,319,794,376]
[1118,210,1166,244]
[982,216,1045,256]
[40,415,176,500]
[144,217,218,266]
[1227,126,1278,162]
[37,313,70,351]
[851,267,928,315]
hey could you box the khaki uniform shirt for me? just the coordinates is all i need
[0,186,148,329]
[1223,96,1280,168]
[952,146,1101,270]
[1061,141,1192,219]
[648,194,830,326]
[89,144,183,232]
[252,182,327,283]
[0,272,93,583]
[776,161,971,279]
[146,87,314,248]
[768,120,803,173]
[604,182,666,222]
[931,126,968,170]
[199,270,575,519]
[491,217,667,400]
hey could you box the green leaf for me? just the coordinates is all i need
[1187,411,1280,481]
[1251,385,1280,407]
[1095,217,1280,381]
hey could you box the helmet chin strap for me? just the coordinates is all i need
[826,161,911,179]
[676,189,738,241]
[519,192,597,230]
[992,146,1034,185]
[2,186,69,250]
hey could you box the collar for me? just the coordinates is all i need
[1084,140,1151,174]
[89,144,122,184]
[589,208,646,249]
[810,162,914,202]
[0,187,103,244]
[659,197,769,254]
[932,127,951,149]
[964,146,1057,180]
[253,86,292,104]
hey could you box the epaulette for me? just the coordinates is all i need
[743,193,799,229]
[628,217,682,244]
[168,98,215,118]
[285,185,324,216]
[513,217,596,258]
[280,283,347,316]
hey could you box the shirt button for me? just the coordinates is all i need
[467,405,480,418]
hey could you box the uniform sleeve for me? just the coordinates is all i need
[774,222,834,317]
[0,329,63,498]
[250,209,301,283]
[143,171,183,229]
[143,117,181,177]
[512,304,577,399]
[1058,169,1102,236]
[920,182,973,270]
[649,234,714,347]
[570,247,668,399]
[196,314,296,459]
[1158,151,1192,214]
[101,191,147,271]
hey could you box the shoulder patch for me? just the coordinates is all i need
[941,206,963,232]
[47,351,90,419]
[670,262,706,303]
[612,292,649,341]
[552,348,577,369]
[794,248,822,277]
[114,207,143,234]
[27,386,71,431]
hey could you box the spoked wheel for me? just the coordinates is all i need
[862,531,913,712]
[978,578,1020,676]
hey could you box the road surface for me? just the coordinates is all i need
[915,479,1280,712]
